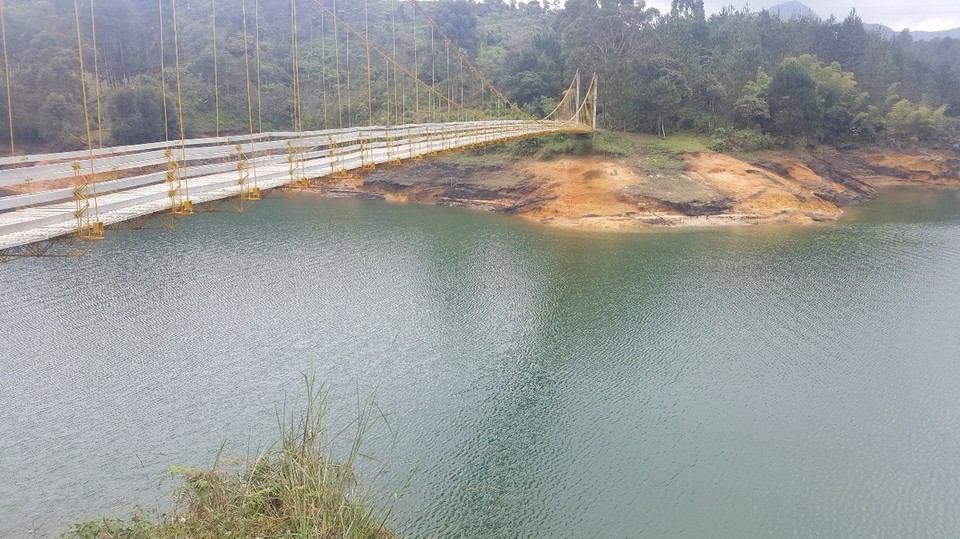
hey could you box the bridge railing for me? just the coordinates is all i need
[0,119,584,209]
[0,118,586,248]
[0,120,580,188]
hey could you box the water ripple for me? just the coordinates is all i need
[2,193,960,537]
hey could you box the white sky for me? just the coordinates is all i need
[642,0,960,31]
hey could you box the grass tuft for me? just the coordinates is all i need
[641,133,711,154]
[61,375,395,539]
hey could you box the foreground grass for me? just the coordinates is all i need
[61,377,395,539]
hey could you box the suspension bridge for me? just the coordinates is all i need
[0,0,597,261]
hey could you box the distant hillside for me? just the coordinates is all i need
[866,23,960,41]
[912,28,960,40]
[759,1,819,20]
[1,0,957,151]
[863,24,960,41]
[758,1,959,41]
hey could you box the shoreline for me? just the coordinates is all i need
[292,136,960,230]
[4,134,956,231]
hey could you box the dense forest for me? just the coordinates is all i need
[0,0,958,152]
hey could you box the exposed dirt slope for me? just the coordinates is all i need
[8,140,947,229]
[306,144,960,228]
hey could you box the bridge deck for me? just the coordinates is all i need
[0,120,588,253]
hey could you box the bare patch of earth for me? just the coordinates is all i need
[304,148,933,228]
[8,140,954,230]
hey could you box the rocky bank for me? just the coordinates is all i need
[302,143,960,229]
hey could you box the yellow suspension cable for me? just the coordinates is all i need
[240,0,258,188]
[212,0,220,138]
[73,0,94,156]
[171,0,191,208]
[542,70,580,122]
[254,0,263,133]
[430,25,435,122]
[288,0,305,188]
[0,0,14,156]
[561,73,597,130]
[399,55,405,121]
[391,5,398,124]
[542,72,595,130]
[446,43,451,119]
[364,0,372,126]
[89,0,103,147]
[409,0,530,119]
[472,62,481,113]
[72,0,102,237]
[309,0,483,123]
[158,0,169,141]
[332,0,342,128]
[345,27,351,127]
[291,0,303,133]
[412,4,419,123]
[320,11,328,128]
[459,55,463,121]
[480,84,486,117]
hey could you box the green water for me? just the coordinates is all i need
[2,187,960,537]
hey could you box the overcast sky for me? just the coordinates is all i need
[642,0,960,31]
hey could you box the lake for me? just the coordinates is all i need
[2,186,959,537]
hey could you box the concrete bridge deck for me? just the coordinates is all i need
[0,120,587,255]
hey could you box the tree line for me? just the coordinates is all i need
[0,0,957,151]
[550,0,959,148]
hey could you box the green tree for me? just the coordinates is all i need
[733,95,770,128]
[107,86,176,145]
[885,98,947,141]
[433,1,479,57]
[791,54,869,142]
[646,76,683,137]
[601,65,643,131]
[733,68,772,129]
[502,32,565,107]
[766,58,822,139]
[833,10,869,72]
[36,93,83,148]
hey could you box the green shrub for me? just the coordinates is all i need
[708,127,776,152]
[510,137,544,156]
[61,375,396,539]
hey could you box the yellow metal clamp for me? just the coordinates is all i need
[71,162,104,240]
[287,139,308,188]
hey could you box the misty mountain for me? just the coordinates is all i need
[865,23,960,41]
[910,28,960,40]
[758,1,818,20]
[758,1,959,41]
